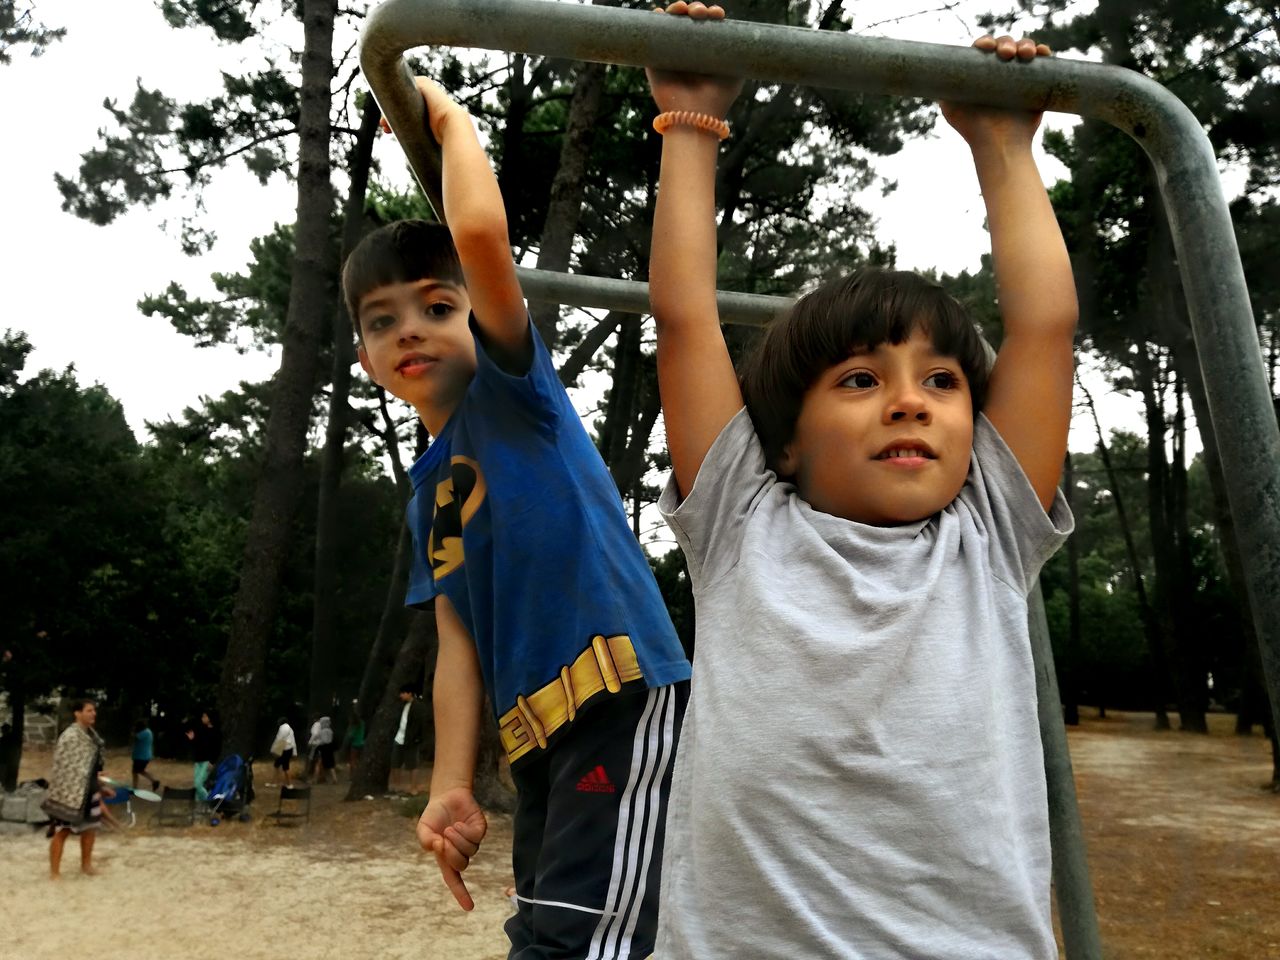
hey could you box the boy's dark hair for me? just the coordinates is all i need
[740,268,992,472]
[398,683,417,697]
[69,698,95,715]
[133,718,149,732]
[342,220,465,337]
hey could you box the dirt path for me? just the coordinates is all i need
[2,713,1275,959]
[1061,712,1278,960]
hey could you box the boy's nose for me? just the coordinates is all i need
[884,386,930,424]
[398,320,426,343]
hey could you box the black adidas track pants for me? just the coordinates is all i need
[505,682,688,960]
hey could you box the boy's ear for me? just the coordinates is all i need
[357,344,378,384]
[776,441,798,478]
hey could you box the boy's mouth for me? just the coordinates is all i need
[873,440,937,461]
[397,352,436,376]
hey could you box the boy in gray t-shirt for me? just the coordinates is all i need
[646,7,1076,958]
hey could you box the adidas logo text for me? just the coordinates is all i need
[575,764,616,793]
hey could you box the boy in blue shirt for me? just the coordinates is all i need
[343,77,689,960]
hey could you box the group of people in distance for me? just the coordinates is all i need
[347,5,1077,958]
[42,699,369,874]
[268,707,368,787]
[41,704,219,877]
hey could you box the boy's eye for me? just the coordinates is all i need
[924,371,959,390]
[841,371,878,389]
[365,314,394,332]
[426,301,454,318]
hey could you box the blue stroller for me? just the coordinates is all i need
[206,755,254,825]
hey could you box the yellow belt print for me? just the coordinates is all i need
[498,635,642,764]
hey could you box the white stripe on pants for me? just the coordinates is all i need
[584,686,676,960]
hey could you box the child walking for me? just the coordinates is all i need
[647,6,1076,957]
[344,77,690,959]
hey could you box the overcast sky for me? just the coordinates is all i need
[5,0,1170,460]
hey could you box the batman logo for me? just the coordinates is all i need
[428,456,486,580]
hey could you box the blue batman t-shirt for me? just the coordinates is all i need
[405,320,689,760]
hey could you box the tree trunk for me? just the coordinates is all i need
[612,377,661,498]
[530,58,606,347]
[1143,201,1207,733]
[1062,452,1081,726]
[600,315,642,473]
[1,658,24,793]
[559,312,623,388]
[1080,379,1170,728]
[354,406,418,723]
[473,705,515,813]
[346,610,437,800]
[309,96,381,720]
[1168,374,1207,732]
[216,0,337,757]
[357,518,413,716]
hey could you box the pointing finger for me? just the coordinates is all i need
[440,862,474,911]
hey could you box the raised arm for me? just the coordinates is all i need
[647,3,744,498]
[941,36,1078,510]
[403,77,530,370]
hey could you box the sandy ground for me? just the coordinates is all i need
[1,751,516,960]
[1061,711,1279,960]
[1,712,1275,960]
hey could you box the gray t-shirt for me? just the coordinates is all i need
[656,409,1072,959]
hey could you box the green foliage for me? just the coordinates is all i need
[1044,551,1150,706]
[937,254,1002,346]
[0,0,65,64]
[160,0,258,43]
[0,330,155,699]
[138,224,300,349]
[0,328,404,738]
[57,40,300,250]
[363,181,436,226]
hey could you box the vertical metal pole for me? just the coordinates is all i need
[1029,584,1104,959]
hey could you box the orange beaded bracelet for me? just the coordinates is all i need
[652,110,731,141]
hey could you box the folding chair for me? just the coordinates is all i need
[153,785,197,827]
[360,4,1280,958]
[266,785,311,826]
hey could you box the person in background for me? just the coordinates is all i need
[270,716,297,787]
[306,716,337,784]
[130,717,160,792]
[43,698,114,878]
[390,684,425,796]
[341,702,366,782]
[185,711,220,803]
